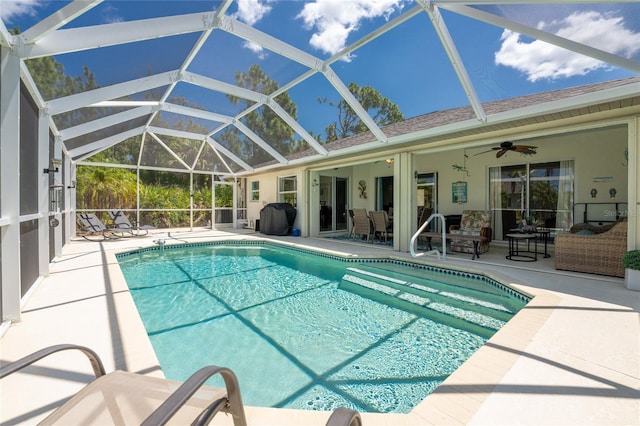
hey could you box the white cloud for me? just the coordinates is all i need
[232,0,272,26]
[0,0,40,21]
[243,40,267,60]
[495,11,640,82]
[101,4,123,24]
[231,0,272,58]
[297,0,406,58]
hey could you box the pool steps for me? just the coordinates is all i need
[339,265,521,338]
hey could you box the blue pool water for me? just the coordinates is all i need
[117,242,529,413]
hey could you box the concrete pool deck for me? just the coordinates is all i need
[1,228,638,425]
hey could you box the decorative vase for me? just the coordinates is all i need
[625,269,640,291]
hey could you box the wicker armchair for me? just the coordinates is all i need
[351,209,371,241]
[554,220,627,277]
[370,210,393,242]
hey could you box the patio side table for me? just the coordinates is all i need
[506,233,537,262]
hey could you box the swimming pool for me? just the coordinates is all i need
[117,241,529,413]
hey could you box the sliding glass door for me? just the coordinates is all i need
[319,176,348,232]
[490,161,574,240]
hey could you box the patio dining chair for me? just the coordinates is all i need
[0,344,360,426]
[347,209,355,237]
[370,210,393,242]
[351,209,371,241]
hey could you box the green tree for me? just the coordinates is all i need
[320,82,404,143]
[76,165,138,214]
[12,26,104,129]
[223,64,302,165]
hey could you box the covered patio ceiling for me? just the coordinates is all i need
[1,0,639,178]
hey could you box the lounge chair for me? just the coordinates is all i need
[0,344,247,426]
[76,213,129,240]
[327,408,362,426]
[0,344,361,426]
[107,210,154,236]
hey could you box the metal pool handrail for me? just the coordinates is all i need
[410,213,446,259]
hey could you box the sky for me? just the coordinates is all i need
[1,0,639,140]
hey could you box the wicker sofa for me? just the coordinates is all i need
[554,220,627,277]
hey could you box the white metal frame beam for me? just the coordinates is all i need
[146,132,191,171]
[233,120,289,164]
[442,3,640,73]
[184,71,267,103]
[20,0,102,44]
[136,125,253,172]
[48,70,179,115]
[267,99,329,156]
[434,0,638,4]
[68,126,145,159]
[146,1,233,132]
[9,0,640,181]
[326,5,424,66]
[207,136,253,173]
[323,65,388,143]
[161,102,232,125]
[146,126,207,142]
[0,19,12,48]
[60,106,154,140]
[217,14,388,146]
[160,101,312,166]
[18,11,219,59]
[218,15,322,71]
[1,45,22,322]
[419,1,487,122]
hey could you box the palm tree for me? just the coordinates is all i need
[76,166,138,217]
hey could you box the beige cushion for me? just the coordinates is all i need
[40,371,227,425]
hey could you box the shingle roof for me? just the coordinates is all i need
[282,76,640,166]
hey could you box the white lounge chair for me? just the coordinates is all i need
[0,344,361,426]
[0,344,247,426]
[76,213,129,240]
[107,210,154,236]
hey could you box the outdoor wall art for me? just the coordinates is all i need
[358,180,367,199]
[452,181,467,203]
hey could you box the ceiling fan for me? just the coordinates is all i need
[474,141,537,158]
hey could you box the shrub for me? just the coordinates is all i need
[622,250,640,270]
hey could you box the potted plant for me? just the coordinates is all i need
[622,250,640,291]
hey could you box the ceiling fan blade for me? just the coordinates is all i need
[474,149,495,156]
[496,149,508,158]
[514,145,537,152]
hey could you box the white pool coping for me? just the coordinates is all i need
[1,228,638,425]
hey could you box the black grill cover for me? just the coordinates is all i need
[260,203,297,235]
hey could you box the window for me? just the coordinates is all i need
[250,181,259,202]
[416,172,438,231]
[278,175,297,207]
[489,160,574,239]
